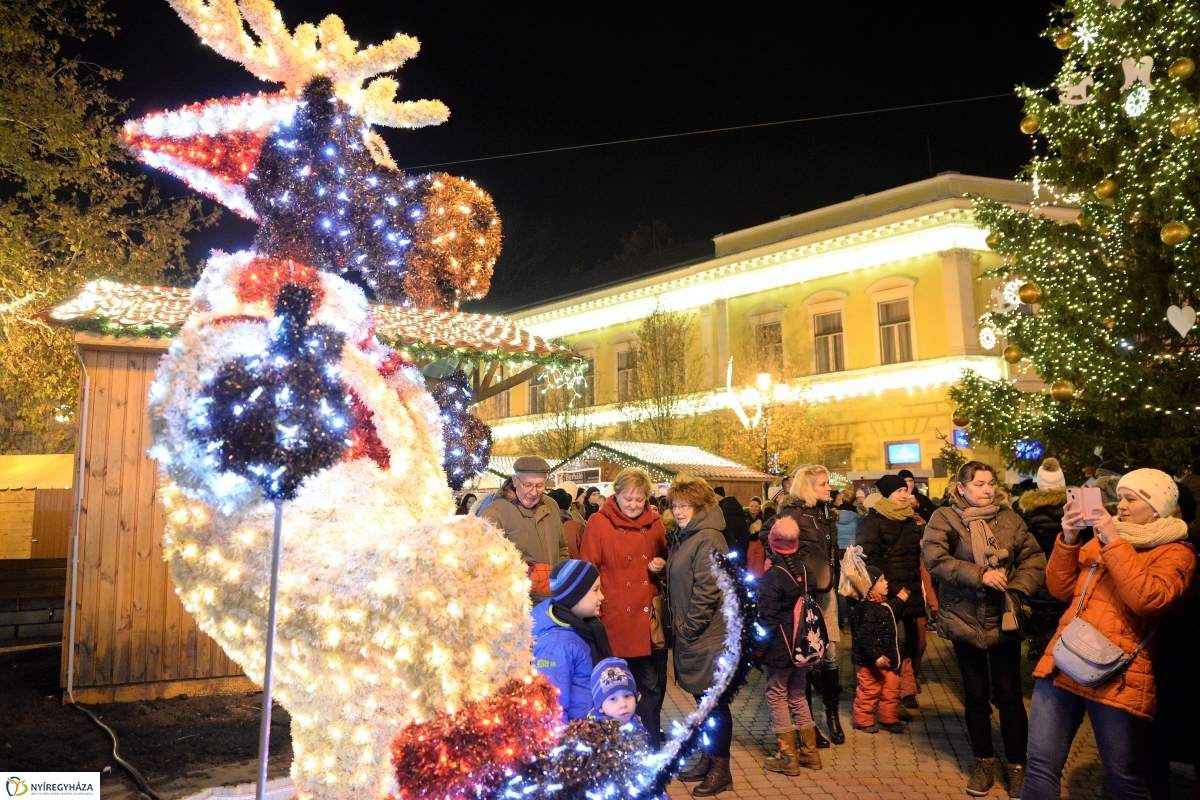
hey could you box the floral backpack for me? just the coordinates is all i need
[771,554,829,667]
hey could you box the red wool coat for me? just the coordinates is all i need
[580,495,669,658]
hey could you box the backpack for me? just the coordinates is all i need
[771,560,829,667]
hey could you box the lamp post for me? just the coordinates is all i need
[726,359,786,474]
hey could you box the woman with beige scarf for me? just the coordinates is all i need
[856,474,925,710]
[923,461,1046,798]
[1022,468,1195,800]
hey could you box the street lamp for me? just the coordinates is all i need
[725,359,787,473]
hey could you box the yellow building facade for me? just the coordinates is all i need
[484,175,1070,495]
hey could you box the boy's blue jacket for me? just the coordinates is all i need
[532,599,594,721]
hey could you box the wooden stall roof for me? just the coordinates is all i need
[555,441,775,483]
[0,455,74,490]
[46,280,577,362]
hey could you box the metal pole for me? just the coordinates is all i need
[256,499,284,800]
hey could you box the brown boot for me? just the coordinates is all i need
[763,727,800,776]
[691,756,732,796]
[677,752,712,782]
[795,723,823,770]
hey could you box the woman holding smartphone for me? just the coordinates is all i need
[1022,469,1195,800]
[923,461,1046,798]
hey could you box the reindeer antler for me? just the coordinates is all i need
[168,0,449,128]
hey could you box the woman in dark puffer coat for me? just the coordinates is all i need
[1016,458,1074,649]
[856,474,924,709]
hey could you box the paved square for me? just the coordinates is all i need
[661,630,1129,800]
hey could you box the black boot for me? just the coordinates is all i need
[822,666,845,745]
[806,678,830,748]
[692,756,732,796]
[677,752,712,782]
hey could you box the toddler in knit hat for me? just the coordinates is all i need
[590,657,653,746]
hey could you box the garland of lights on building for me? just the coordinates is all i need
[952,0,1200,475]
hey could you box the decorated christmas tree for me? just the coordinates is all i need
[952,0,1200,477]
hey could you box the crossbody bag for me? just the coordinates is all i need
[1052,557,1158,687]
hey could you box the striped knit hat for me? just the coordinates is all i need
[549,559,600,609]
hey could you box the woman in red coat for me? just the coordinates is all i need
[581,467,669,746]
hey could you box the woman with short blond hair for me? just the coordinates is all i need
[580,467,668,746]
[665,475,733,796]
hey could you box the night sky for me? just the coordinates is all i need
[87,0,1062,313]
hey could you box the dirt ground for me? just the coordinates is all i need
[0,645,291,799]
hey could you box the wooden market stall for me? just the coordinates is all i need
[551,441,773,505]
[46,280,578,702]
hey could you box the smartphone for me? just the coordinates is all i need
[1080,486,1105,518]
[1066,488,1080,512]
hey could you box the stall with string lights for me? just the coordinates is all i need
[551,441,773,505]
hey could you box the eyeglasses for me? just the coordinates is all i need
[670,503,694,511]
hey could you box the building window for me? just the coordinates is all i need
[756,321,784,373]
[617,349,638,401]
[581,357,595,407]
[528,371,548,415]
[824,444,852,471]
[878,299,913,365]
[493,388,510,419]
[813,311,845,374]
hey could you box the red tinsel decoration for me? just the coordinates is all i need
[377,350,414,378]
[235,257,326,309]
[123,128,266,185]
[198,314,269,330]
[342,388,390,470]
[390,676,562,800]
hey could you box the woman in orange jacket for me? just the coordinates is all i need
[1023,469,1197,800]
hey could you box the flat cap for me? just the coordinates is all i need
[513,455,552,474]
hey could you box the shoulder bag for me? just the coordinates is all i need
[1053,558,1158,687]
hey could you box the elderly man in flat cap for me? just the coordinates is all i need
[479,455,569,603]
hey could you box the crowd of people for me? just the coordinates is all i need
[463,453,1200,800]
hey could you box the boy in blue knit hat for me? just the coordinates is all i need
[532,559,612,720]
[590,657,653,746]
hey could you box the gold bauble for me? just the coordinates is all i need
[1170,111,1199,137]
[1018,282,1043,304]
[1094,178,1118,199]
[1020,115,1041,135]
[1161,220,1192,245]
[951,411,970,428]
[1169,57,1196,80]
[1075,214,1089,229]
[1098,224,1112,237]
[1054,31,1073,50]
[1003,345,1024,364]
[1050,380,1077,402]
[986,233,1001,249]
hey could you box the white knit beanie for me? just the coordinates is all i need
[1117,468,1179,518]
[1036,458,1066,490]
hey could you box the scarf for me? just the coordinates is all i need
[873,497,915,522]
[1113,516,1189,548]
[551,604,613,663]
[955,502,1008,569]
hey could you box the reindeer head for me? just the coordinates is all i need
[124,0,501,310]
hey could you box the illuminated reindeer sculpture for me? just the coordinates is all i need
[136,3,752,800]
